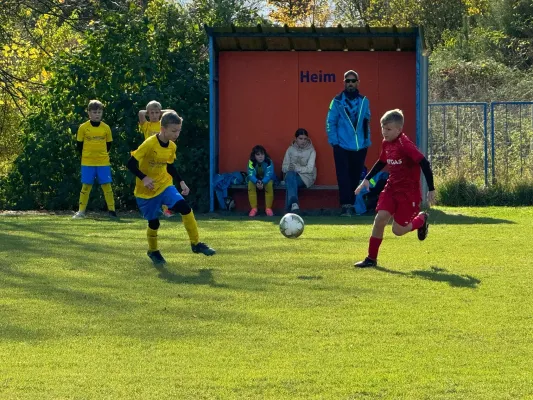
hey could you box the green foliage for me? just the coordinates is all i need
[429,56,533,102]
[0,1,211,211]
[437,176,533,206]
[428,1,533,102]
[0,10,82,181]
[333,0,488,49]
[499,0,533,38]
[429,25,533,102]
[190,0,265,26]
[0,0,266,211]
[0,94,23,176]
[268,0,332,26]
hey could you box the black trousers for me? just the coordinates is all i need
[333,145,368,206]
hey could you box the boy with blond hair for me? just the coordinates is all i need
[127,110,216,264]
[138,100,174,217]
[73,100,117,219]
[138,100,172,140]
[354,109,435,268]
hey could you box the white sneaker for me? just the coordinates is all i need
[291,203,300,211]
[72,211,86,219]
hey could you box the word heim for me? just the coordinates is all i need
[300,70,336,83]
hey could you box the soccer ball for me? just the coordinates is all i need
[279,213,305,239]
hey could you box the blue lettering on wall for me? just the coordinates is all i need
[300,70,336,83]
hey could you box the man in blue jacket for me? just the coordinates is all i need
[326,70,371,216]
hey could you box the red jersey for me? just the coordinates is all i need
[379,133,424,199]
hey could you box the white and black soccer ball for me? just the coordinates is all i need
[279,213,304,239]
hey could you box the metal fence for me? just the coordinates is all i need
[490,102,533,183]
[428,101,533,185]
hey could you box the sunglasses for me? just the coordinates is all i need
[345,79,358,83]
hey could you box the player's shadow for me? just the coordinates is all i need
[210,208,515,226]
[425,209,514,225]
[90,216,137,224]
[374,265,481,288]
[153,265,226,287]
[297,275,323,281]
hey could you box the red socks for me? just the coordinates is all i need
[367,213,426,260]
[368,236,383,261]
[410,213,426,231]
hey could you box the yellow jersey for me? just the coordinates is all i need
[139,121,161,140]
[133,135,177,199]
[77,121,112,166]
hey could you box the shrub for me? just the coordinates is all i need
[437,176,533,206]
[0,1,211,211]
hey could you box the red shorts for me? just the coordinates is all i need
[376,190,420,227]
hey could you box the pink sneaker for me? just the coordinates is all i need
[248,208,258,217]
[265,208,274,217]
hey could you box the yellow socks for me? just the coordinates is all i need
[147,227,158,251]
[78,184,115,213]
[78,184,92,212]
[265,181,274,209]
[247,181,258,209]
[101,183,115,212]
[181,211,199,245]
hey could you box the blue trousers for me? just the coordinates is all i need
[285,171,306,211]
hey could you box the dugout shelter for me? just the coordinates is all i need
[205,25,428,212]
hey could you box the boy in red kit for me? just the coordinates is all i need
[354,109,435,268]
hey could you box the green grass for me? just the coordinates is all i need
[1,207,533,399]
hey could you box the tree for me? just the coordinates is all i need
[0,1,203,210]
[0,0,148,110]
[0,0,143,175]
[189,0,266,26]
[0,5,82,176]
[268,0,333,26]
[333,0,371,25]
[0,0,266,211]
[332,0,490,49]
[500,0,533,37]
[428,0,533,102]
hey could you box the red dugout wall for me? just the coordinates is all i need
[218,51,417,186]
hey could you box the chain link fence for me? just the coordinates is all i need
[428,101,533,186]
[490,102,533,184]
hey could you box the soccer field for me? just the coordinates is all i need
[1,207,533,399]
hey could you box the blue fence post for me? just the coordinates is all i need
[519,103,523,177]
[505,103,509,180]
[455,104,460,171]
[483,103,488,187]
[443,106,446,148]
[208,34,216,212]
[490,102,496,184]
[428,106,433,163]
[430,101,533,186]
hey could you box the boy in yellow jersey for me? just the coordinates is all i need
[138,100,174,217]
[138,100,173,140]
[73,100,117,219]
[127,110,216,264]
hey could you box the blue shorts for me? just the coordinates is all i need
[136,186,184,221]
[81,166,112,185]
